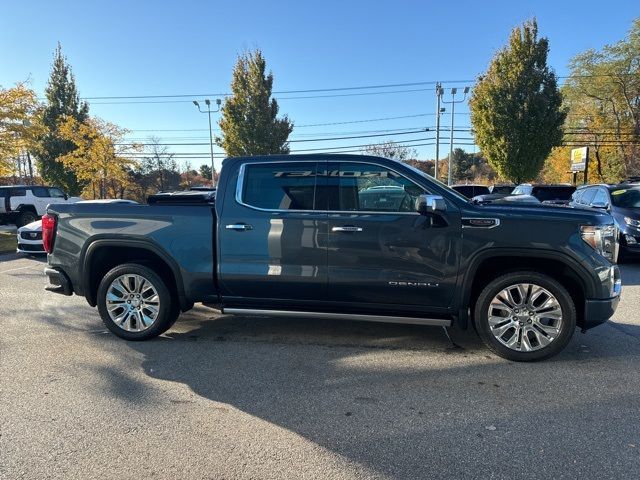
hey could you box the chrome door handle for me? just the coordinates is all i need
[332,226,363,233]
[225,223,253,231]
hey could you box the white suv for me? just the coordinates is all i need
[0,185,81,227]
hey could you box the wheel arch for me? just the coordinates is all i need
[456,249,596,329]
[82,239,191,312]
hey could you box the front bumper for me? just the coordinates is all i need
[44,267,73,296]
[582,296,620,331]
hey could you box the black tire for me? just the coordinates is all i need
[17,210,38,227]
[473,271,576,362]
[97,263,179,340]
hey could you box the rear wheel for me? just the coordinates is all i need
[97,263,179,340]
[474,272,576,361]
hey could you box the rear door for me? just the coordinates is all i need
[325,160,460,311]
[218,160,328,304]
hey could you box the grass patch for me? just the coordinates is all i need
[0,232,16,254]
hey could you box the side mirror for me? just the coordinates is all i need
[591,201,608,210]
[416,194,446,214]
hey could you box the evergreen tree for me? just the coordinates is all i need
[35,43,89,194]
[217,50,293,156]
[469,20,566,183]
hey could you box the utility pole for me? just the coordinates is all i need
[193,99,222,187]
[434,83,443,180]
[442,86,470,186]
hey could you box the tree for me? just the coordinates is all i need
[362,141,418,161]
[140,136,179,192]
[557,18,640,181]
[199,164,212,180]
[0,83,42,177]
[34,44,89,194]
[470,19,566,183]
[217,50,293,156]
[58,116,139,198]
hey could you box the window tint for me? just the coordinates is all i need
[571,189,584,203]
[328,163,425,212]
[513,185,532,195]
[591,189,609,206]
[580,188,597,205]
[610,187,640,208]
[31,186,50,198]
[48,188,66,198]
[241,163,317,211]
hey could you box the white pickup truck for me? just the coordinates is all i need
[0,185,81,227]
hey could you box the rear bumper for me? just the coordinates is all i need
[44,267,73,296]
[582,296,620,331]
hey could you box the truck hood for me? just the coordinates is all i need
[467,202,613,225]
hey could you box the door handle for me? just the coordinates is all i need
[331,226,363,233]
[225,223,253,231]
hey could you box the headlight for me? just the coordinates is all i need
[580,224,618,261]
[624,217,640,228]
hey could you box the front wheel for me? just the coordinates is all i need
[473,272,576,362]
[97,263,179,340]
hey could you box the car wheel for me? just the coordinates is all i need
[97,263,179,340]
[17,211,38,227]
[473,272,576,362]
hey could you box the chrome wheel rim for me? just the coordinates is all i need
[106,274,160,332]
[487,283,563,352]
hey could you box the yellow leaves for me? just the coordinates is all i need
[0,82,42,175]
[57,116,140,198]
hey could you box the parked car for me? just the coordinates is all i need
[0,185,81,227]
[44,154,620,362]
[16,199,137,255]
[473,184,576,205]
[570,184,640,261]
[451,184,491,198]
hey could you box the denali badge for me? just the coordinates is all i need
[389,281,439,287]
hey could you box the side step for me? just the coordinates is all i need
[221,308,452,327]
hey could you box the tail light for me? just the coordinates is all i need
[42,214,57,254]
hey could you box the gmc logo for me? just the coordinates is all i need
[388,281,439,288]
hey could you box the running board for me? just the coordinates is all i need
[221,308,452,327]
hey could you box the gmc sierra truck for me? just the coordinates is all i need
[43,154,621,361]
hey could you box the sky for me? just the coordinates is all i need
[1,0,638,172]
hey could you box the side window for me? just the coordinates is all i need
[580,188,596,205]
[48,188,66,198]
[592,188,608,206]
[571,189,584,203]
[328,163,425,212]
[8,187,26,197]
[241,162,317,211]
[31,186,50,198]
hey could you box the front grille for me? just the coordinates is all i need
[18,243,45,252]
[20,231,42,240]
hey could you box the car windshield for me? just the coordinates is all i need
[610,187,640,208]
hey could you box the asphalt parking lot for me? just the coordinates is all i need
[1,253,640,480]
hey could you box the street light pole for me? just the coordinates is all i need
[434,83,443,180]
[193,98,221,187]
[441,86,470,186]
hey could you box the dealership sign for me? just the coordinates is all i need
[570,147,589,172]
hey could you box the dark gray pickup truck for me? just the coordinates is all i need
[44,154,621,361]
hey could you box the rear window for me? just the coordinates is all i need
[241,162,317,211]
[0,187,26,197]
[531,186,576,202]
[453,186,489,198]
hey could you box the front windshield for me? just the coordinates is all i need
[403,162,470,203]
[610,187,640,208]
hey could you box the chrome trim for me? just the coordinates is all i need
[331,226,363,232]
[222,308,452,327]
[461,217,501,229]
[225,224,253,231]
[235,159,429,215]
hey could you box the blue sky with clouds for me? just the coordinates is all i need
[1,0,638,170]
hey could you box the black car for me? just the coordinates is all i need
[570,184,640,260]
[451,184,491,198]
[511,184,576,204]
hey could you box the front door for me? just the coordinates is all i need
[325,161,460,312]
[218,160,328,305]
